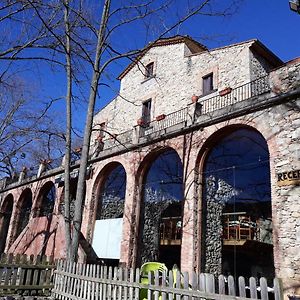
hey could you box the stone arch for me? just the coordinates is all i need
[91,161,127,265]
[0,194,14,252]
[14,188,33,241]
[34,181,56,217]
[135,146,184,268]
[196,125,274,281]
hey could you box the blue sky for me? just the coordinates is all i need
[93,0,300,121]
[195,0,300,62]
[28,0,300,137]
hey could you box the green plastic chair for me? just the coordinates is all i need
[139,262,168,300]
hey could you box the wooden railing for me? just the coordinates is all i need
[0,253,55,296]
[52,259,283,300]
[223,212,259,242]
[160,216,182,245]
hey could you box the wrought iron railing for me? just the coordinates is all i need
[139,107,188,137]
[201,76,270,114]
[102,129,133,150]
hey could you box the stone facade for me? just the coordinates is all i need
[0,36,299,298]
[92,38,279,138]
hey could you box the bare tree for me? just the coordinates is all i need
[60,0,243,261]
[0,77,64,177]
[1,0,243,261]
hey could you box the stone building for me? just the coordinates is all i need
[0,36,299,296]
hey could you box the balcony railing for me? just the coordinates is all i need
[139,107,188,138]
[102,129,133,151]
[201,76,270,114]
[0,76,272,190]
[26,165,40,178]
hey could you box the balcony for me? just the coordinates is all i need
[0,76,274,190]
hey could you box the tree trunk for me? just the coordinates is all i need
[63,0,72,258]
[71,0,111,261]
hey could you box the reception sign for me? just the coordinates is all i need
[277,169,300,186]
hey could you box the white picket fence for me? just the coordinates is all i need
[52,260,283,300]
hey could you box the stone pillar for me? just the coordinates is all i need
[180,141,198,274]
[119,165,138,268]
[37,162,46,178]
[132,125,140,144]
[181,176,197,273]
[18,168,27,183]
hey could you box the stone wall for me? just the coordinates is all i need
[203,176,238,275]
[250,49,272,80]
[99,195,124,219]
[92,40,256,139]
[266,61,300,294]
[139,201,170,263]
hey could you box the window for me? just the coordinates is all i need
[202,73,214,95]
[142,99,152,125]
[145,62,154,78]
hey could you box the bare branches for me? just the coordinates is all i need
[0,0,244,260]
[0,77,65,177]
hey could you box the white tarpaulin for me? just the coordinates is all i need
[92,218,123,259]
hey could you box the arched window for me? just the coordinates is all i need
[93,163,126,266]
[139,149,183,268]
[202,128,274,281]
[0,194,13,252]
[15,189,32,240]
[38,182,55,217]
[96,163,126,220]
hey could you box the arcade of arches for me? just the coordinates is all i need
[0,126,274,281]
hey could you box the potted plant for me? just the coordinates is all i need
[40,159,52,165]
[191,94,199,103]
[219,87,232,96]
[156,114,166,121]
[137,118,145,126]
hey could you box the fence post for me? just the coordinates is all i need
[147,271,153,300]
[228,275,236,296]
[238,276,246,298]
[168,270,174,300]
[274,278,283,300]
[218,275,226,295]
[205,273,215,294]
[260,277,269,300]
